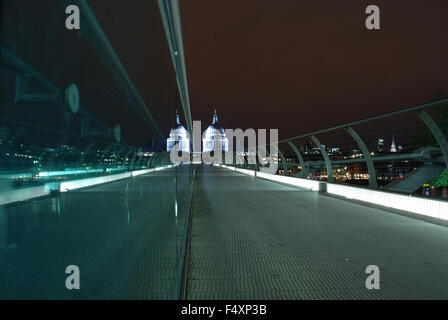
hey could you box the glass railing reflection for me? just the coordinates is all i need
[0,0,194,299]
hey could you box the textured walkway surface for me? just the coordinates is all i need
[187,165,448,299]
[0,167,192,299]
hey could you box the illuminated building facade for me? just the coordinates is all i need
[203,110,228,152]
[167,111,190,152]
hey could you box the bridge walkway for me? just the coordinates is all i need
[186,165,448,299]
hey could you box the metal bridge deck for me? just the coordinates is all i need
[186,165,448,299]
[2,165,448,299]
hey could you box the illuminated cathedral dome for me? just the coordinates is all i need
[203,109,228,152]
[167,110,190,152]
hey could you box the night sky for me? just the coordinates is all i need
[179,0,448,140]
[73,0,448,145]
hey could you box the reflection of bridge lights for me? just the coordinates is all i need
[175,199,178,217]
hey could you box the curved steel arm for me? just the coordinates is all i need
[44,136,70,170]
[416,110,448,169]
[113,147,126,166]
[287,141,308,178]
[76,142,96,167]
[100,144,114,166]
[345,126,378,188]
[278,149,288,176]
[310,135,333,183]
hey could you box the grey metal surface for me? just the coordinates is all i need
[187,165,448,299]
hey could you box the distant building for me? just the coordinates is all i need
[390,137,397,153]
[329,147,340,153]
[167,110,190,152]
[376,138,385,153]
[203,109,228,152]
[301,141,313,154]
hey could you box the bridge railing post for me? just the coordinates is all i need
[287,141,308,178]
[257,145,269,173]
[122,149,133,168]
[129,149,138,170]
[278,149,288,176]
[76,141,96,168]
[416,109,448,169]
[112,147,125,167]
[345,126,378,188]
[100,144,114,169]
[44,135,70,171]
[310,135,334,183]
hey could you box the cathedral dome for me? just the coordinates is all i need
[202,109,228,152]
[167,110,190,152]
[205,110,225,134]
[170,112,187,133]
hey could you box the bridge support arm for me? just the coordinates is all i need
[278,149,289,176]
[310,135,334,183]
[113,147,126,166]
[416,110,448,169]
[234,152,244,167]
[256,146,268,172]
[76,142,96,167]
[42,136,70,170]
[287,141,308,178]
[345,126,378,188]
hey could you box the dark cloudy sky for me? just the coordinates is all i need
[179,0,448,140]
